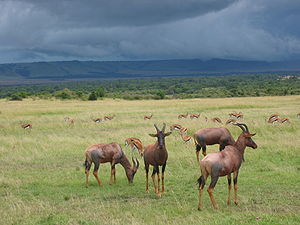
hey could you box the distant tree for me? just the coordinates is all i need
[9,93,23,101]
[88,91,97,100]
[156,90,165,99]
[54,88,74,99]
[96,88,105,97]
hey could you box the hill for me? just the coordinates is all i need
[0,59,300,84]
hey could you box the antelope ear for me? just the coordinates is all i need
[149,133,157,137]
[164,132,172,136]
[250,133,256,136]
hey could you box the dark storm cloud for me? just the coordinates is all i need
[0,0,299,63]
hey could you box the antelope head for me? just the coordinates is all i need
[149,123,172,148]
[234,123,257,149]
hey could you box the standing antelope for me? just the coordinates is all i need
[125,137,144,156]
[143,124,171,197]
[190,113,200,119]
[84,142,139,187]
[279,118,290,123]
[267,117,280,124]
[144,114,153,120]
[194,127,235,162]
[197,123,257,210]
[178,113,188,119]
[212,117,222,124]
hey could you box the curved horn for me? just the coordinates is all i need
[233,122,246,132]
[135,158,140,169]
[162,123,166,132]
[238,123,249,133]
[154,124,159,132]
[132,157,136,168]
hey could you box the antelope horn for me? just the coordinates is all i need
[135,158,140,169]
[154,124,160,132]
[239,123,249,133]
[162,123,166,132]
[132,157,136,168]
[233,122,246,132]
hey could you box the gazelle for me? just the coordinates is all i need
[92,118,103,123]
[212,117,222,124]
[104,115,115,121]
[144,114,153,120]
[226,119,237,125]
[190,113,200,119]
[178,113,189,119]
[170,124,182,131]
[21,123,32,129]
[180,133,192,143]
[125,137,144,156]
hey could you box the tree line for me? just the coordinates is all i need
[1,73,299,101]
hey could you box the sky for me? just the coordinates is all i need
[0,0,299,63]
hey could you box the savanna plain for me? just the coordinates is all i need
[0,96,299,225]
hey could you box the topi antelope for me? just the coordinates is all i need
[84,142,139,187]
[144,114,153,120]
[143,124,171,197]
[194,127,235,162]
[212,117,222,124]
[197,123,257,210]
[125,137,144,156]
[178,113,189,119]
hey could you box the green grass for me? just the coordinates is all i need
[0,96,300,224]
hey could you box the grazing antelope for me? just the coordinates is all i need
[226,119,237,125]
[144,114,153,120]
[21,123,32,129]
[279,118,291,123]
[125,137,144,156]
[179,126,188,135]
[170,124,182,131]
[180,133,192,143]
[229,112,243,119]
[268,114,279,121]
[197,123,257,210]
[267,117,280,124]
[84,142,139,187]
[190,113,200,119]
[212,117,222,124]
[178,113,189,119]
[92,118,103,123]
[144,124,171,197]
[194,127,235,162]
[104,115,115,121]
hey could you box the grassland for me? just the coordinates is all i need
[0,96,299,225]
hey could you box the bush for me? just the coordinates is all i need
[9,94,23,101]
[88,92,97,100]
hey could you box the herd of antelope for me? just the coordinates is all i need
[3,111,298,211]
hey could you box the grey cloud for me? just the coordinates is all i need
[0,0,299,63]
